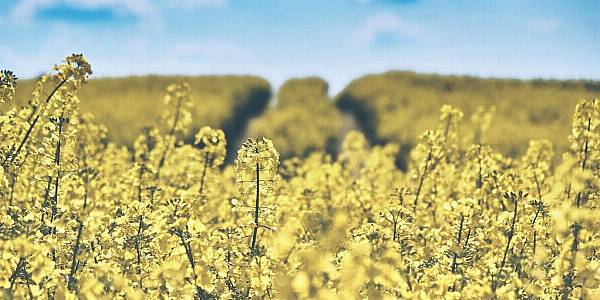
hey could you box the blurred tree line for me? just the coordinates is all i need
[10,71,599,165]
[337,71,599,167]
[14,75,271,161]
[247,77,340,160]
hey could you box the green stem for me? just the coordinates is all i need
[414,147,432,213]
[135,215,144,289]
[198,152,210,196]
[251,159,260,251]
[67,220,84,291]
[7,79,67,165]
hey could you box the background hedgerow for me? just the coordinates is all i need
[8,70,600,165]
[12,75,271,161]
[247,77,341,159]
[336,71,600,166]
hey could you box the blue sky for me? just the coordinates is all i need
[0,0,599,93]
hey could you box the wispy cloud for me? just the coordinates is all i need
[532,18,562,32]
[355,11,422,46]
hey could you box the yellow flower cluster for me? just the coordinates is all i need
[195,126,227,168]
[0,70,17,103]
[0,56,599,299]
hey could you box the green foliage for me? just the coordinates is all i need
[14,75,271,155]
[248,77,340,159]
[336,71,600,161]
[277,77,330,108]
[9,69,600,165]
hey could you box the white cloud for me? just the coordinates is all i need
[532,18,562,32]
[355,11,422,45]
[0,22,112,76]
